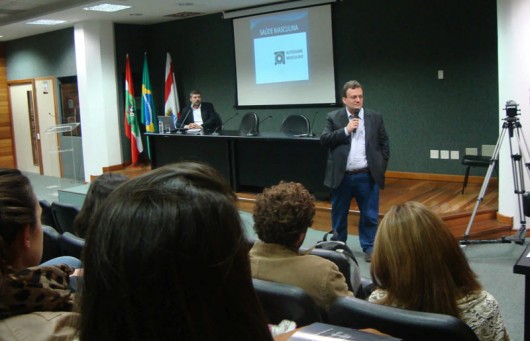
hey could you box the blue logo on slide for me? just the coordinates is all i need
[274,51,285,65]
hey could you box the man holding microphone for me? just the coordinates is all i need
[320,80,390,262]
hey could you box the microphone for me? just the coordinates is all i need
[308,111,320,137]
[210,125,220,136]
[222,112,239,130]
[177,107,192,132]
[260,115,273,125]
[352,108,360,134]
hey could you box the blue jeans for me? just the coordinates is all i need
[331,172,379,253]
[40,256,82,269]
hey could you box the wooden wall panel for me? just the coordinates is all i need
[0,44,14,168]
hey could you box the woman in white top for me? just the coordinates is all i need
[368,201,509,341]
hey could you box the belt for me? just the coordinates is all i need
[345,168,369,175]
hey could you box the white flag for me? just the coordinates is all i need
[164,53,180,120]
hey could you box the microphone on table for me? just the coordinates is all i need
[307,111,320,137]
[210,125,221,136]
[176,108,192,134]
[351,108,360,134]
[222,112,239,130]
[247,114,271,136]
[260,115,273,126]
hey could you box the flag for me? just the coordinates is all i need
[141,53,157,133]
[124,54,143,164]
[164,53,180,125]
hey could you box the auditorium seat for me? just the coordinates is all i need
[51,201,80,234]
[42,225,63,262]
[39,199,56,229]
[329,296,479,341]
[252,278,323,326]
[60,232,85,259]
[309,248,367,298]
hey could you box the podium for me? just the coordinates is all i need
[45,123,81,182]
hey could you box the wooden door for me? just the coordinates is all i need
[8,81,40,173]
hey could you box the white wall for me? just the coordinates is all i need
[497,0,530,229]
[74,21,123,181]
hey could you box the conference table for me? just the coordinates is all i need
[146,130,330,199]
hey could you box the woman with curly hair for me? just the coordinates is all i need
[369,201,509,341]
[250,181,352,311]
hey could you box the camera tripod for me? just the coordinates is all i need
[461,101,530,245]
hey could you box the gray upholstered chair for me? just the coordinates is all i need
[329,296,479,341]
[51,201,80,234]
[252,278,323,326]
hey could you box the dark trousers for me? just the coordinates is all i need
[331,172,379,253]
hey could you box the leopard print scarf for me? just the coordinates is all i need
[0,264,74,319]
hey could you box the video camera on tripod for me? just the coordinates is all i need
[504,100,520,118]
[462,100,530,245]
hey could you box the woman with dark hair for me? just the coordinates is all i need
[73,172,128,238]
[0,168,78,340]
[78,162,272,341]
[369,201,509,341]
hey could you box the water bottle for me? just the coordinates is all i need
[158,121,164,133]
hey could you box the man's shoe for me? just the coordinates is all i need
[364,252,372,262]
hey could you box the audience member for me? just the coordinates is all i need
[369,201,510,341]
[250,181,353,311]
[0,168,78,340]
[78,162,272,341]
[73,172,128,238]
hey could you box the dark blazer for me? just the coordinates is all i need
[320,108,389,189]
[177,102,222,132]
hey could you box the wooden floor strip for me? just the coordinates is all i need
[115,165,510,241]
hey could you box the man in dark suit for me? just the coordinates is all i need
[176,90,222,133]
[320,80,390,262]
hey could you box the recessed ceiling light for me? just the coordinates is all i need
[83,4,131,12]
[27,19,66,25]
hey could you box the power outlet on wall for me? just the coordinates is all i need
[440,150,450,159]
[430,150,439,159]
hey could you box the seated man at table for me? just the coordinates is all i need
[176,89,222,133]
[250,181,353,311]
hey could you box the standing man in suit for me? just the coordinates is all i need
[177,90,222,133]
[320,80,390,262]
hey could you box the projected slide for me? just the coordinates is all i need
[251,12,309,84]
[233,5,336,106]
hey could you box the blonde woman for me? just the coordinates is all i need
[369,201,509,341]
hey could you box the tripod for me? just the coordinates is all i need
[461,101,530,245]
